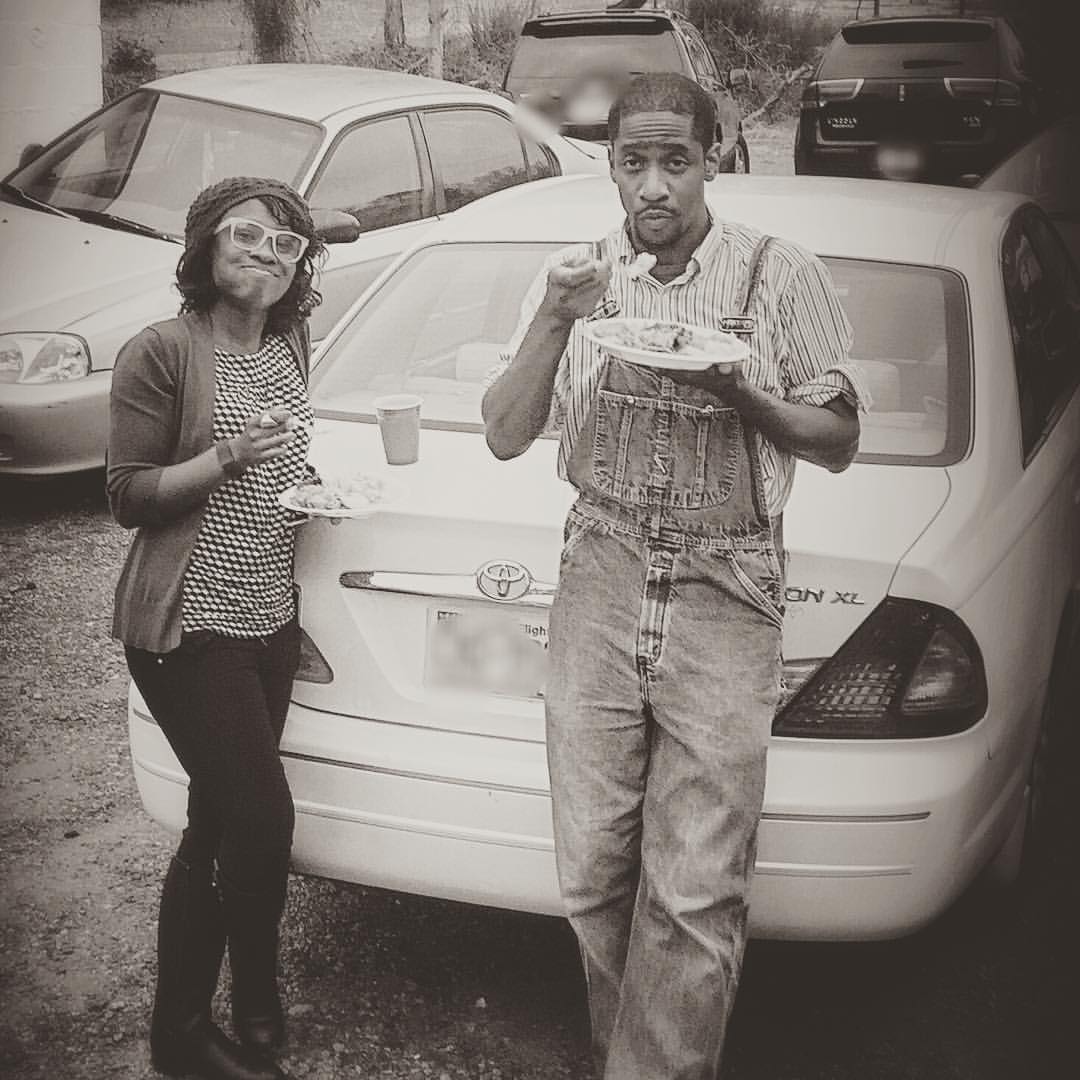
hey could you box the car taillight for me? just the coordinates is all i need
[295,626,333,684]
[802,78,864,109]
[945,77,1020,106]
[773,598,987,739]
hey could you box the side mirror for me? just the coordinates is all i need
[18,142,44,169]
[312,208,360,244]
[728,69,752,91]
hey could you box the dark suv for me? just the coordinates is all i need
[503,4,749,172]
[795,16,1047,184]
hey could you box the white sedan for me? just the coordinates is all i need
[0,63,605,475]
[129,173,1080,940]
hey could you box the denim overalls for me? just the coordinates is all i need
[546,238,783,1080]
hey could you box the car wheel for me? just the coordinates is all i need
[732,136,750,174]
[984,600,1078,888]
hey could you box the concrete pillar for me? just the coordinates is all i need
[0,0,102,176]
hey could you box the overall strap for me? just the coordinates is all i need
[740,236,773,316]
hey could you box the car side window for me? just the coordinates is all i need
[681,24,719,82]
[1002,210,1080,458]
[420,108,531,214]
[306,115,427,234]
[523,132,558,180]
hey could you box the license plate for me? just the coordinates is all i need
[875,142,927,181]
[425,607,549,699]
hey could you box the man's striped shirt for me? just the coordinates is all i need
[491,217,871,517]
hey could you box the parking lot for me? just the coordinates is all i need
[2,85,1079,1078]
[2,431,1078,1080]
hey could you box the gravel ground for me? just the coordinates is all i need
[2,469,1078,1080]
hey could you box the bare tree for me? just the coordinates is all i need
[429,0,446,79]
[242,0,319,62]
[385,0,406,49]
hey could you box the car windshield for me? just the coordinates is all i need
[6,89,321,239]
[822,20,999,78]
[311,243,970,465]
[507,23,682,83]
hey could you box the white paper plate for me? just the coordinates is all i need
[278,476,402,520]
[584,318,749,373]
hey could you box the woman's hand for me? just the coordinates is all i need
[230,406,298,470]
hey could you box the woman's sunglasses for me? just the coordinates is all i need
[214,216,310,265]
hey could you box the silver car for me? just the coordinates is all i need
[0,64,606,475]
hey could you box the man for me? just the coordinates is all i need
[483,74,867,1079]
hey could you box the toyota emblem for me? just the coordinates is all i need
[476,560,532,602]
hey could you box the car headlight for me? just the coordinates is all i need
[0,332,91,384]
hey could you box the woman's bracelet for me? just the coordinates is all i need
[216,438,247,479]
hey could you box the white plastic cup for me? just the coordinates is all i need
[373,393,421,465]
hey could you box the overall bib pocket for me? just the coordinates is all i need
[591,389,742,509]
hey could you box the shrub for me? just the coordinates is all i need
[103,36,158,102]
[679,0,838,73]
[339,0,528,91]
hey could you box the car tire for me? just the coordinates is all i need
[983,596,1079,889]
[732,135,750,174]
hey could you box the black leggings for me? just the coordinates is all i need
[127,621,301,896]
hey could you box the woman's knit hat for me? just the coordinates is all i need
[183,176,315,251]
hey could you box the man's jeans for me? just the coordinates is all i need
[548,355,784,1079]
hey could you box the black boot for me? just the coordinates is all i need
[219,872,287,1055]
[150,855,288,1080]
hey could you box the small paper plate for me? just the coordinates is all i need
[278,476,402,520]
[584,318,749,373]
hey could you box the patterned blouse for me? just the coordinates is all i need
[182,335,313,637]
[489,217,872,517]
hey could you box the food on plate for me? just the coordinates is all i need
[285,473,390,514]
[591,319,742,360]
[289,479,348,511]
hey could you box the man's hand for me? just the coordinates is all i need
[669,364,860,473]
[538,250,612,325]
[667,363,745,399]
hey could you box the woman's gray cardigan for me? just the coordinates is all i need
[107,311,310,653]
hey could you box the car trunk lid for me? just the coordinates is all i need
[290,421,950,748]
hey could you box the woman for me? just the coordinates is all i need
[108,176,325,1080]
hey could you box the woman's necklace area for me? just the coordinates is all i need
[209,313,265,356]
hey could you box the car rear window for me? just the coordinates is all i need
[507,20,682,82]
[312,244,972,465]
[312,243,559,428]
[830,258,970,465]
[820,20,999,78]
